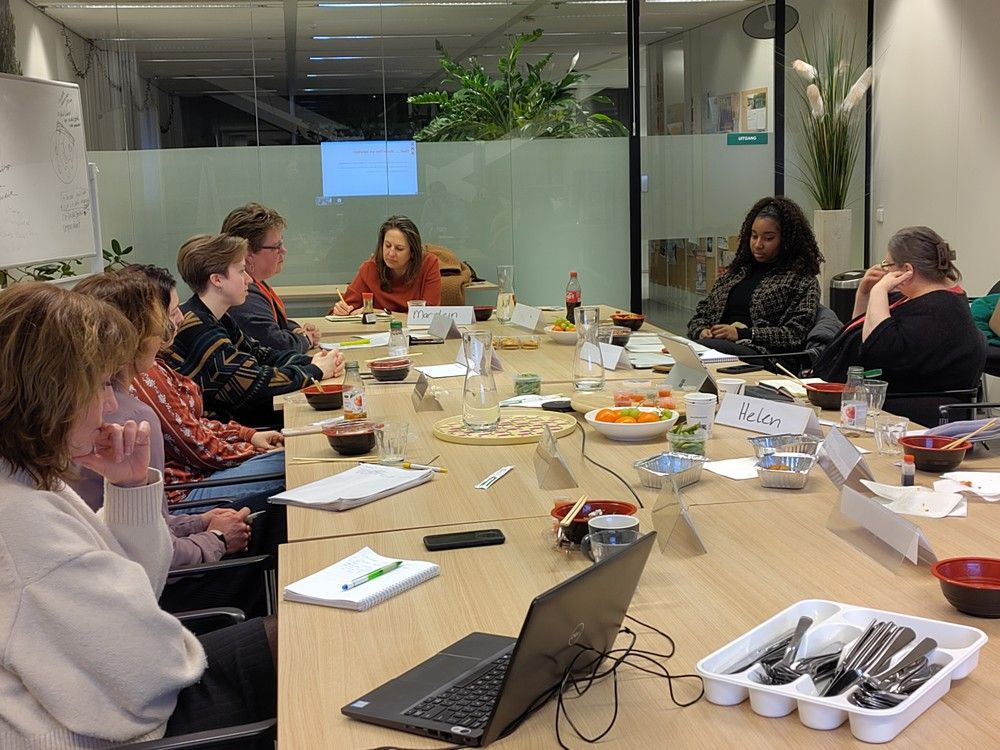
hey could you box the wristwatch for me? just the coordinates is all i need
[209,529,227,548]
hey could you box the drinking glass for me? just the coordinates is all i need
[496,264,515,323]
[874,414,907,456]
[864,379,889,428]
[375,422,409,464]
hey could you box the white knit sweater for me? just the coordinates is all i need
[0,464,207,749]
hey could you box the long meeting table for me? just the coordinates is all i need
[276,308,1000,748]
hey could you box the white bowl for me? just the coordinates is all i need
[545,326,578,345]
[584,407,679,442]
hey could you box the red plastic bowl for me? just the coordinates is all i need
[931,557,1000,618]
[301,383,345,410]
[899,434,971,472]
[550,499,637,544]
[473,306,494,322]
[805,382,845,411]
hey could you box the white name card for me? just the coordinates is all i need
[407,306,474,327]
[454,340,504,372]
[427,314,463,340]
[715,394,822,436]
[510,303,543,332]
[838,486,936,565]
[411,373,444,412]
[599,342,633,371]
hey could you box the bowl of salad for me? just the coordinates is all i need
[545,317,578,345]
[585,406,679,442]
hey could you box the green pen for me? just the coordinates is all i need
[341,561,403,591]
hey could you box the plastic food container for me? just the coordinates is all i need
[633,452,708,490]
[748,433,822,458]
[755,452,816,489]
[696,599,988,743]
[514,373,542,396]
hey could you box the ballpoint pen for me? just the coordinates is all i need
[401,462,448,473]
[341,560,403,591]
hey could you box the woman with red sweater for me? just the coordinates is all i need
[331,215,442,314]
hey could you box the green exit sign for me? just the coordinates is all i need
[727,132,769,146]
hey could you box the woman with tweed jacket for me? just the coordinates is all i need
[687,196,823,357]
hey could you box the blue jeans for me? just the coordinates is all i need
[180,450,286,514]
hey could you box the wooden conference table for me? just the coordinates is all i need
[276,310,1000,749]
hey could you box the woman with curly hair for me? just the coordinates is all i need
[331,215,442,314]
[687,196,823,356]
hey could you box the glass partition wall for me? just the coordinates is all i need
[31,0,865,326]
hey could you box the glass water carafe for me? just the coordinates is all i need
[573,306,605,391]
[462,330,501,432]
[496,264,515,323]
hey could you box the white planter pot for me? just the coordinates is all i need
[814,209,853,306]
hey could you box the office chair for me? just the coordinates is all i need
[883,387,980,428]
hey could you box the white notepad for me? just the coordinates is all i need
[283,547,440,611]
[269,464,434,511]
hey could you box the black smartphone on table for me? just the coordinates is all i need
[423,529,506,551]
[717,363,764,374]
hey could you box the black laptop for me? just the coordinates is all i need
[342,531,656,746]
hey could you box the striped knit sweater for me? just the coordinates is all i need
[166,294,321,423]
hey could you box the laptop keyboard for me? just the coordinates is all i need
[403,653,511,729]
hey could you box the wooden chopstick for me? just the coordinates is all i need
[941,418,998,450]
[559,494,589,528]
[774,361,806,386]
[288,456,380,464]
[365,352,424,365]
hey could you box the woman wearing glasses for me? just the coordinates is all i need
[812,226,986,424]
[223,203,320,353]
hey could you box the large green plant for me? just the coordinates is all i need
[791,27,872,210]
[408,29,627,141]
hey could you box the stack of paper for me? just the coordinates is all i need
[325,311,393,323]
[284,546,439,611]
[269,464,433,511]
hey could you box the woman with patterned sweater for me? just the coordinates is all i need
[166,233,344,427]
[687,196,823,357]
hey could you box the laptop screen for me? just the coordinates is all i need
[482,532,656,744]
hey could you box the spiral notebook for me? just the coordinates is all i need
[283,547,440,611]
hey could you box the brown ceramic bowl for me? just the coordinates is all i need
[610,313,645,331]
[899,434,971,472]
[302,384,345,410]
[550,499,638,545]
[473,305,494,322]
[931,557,1000,618]
[805,382,845,411]
[322,420,382,455]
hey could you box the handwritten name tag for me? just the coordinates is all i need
[510,303,543,332]
[407,306,473,327]
[715,394,821,436]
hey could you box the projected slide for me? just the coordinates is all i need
[320,140,418,198]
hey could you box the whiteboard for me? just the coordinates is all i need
[0,73,97,269]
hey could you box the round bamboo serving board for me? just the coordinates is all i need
[432,409,578,445]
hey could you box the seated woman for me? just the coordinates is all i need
[70,272,255,566]
[222,202,320,353]
[812,226,987,425]
[330,215,442,314]
[687,196,822,359]
[970,292,1000,346]
[167,233,344,427]
[0,283,275,747]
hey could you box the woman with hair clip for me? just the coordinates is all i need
[687,196,823,356]
[0,283,276,748]
[812,226,987,423]
[331,215,442,314]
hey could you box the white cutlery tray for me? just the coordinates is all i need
[695,599,988,743]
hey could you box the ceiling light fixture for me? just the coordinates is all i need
[312,33,473,39]
[146,57,271,63]
[41,2,272,8]
[317,1,510,7]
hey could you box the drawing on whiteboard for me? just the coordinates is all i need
[52,121,78,184]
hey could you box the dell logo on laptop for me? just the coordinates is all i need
[568,622,585,646]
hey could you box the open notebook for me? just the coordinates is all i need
[269,464,433,511]
[284,547,440,611]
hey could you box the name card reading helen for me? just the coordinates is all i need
[407,306,473,327]
[715,394,821,436]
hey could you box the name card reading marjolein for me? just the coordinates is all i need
[407,306,474,327]
[715,394,822,437]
